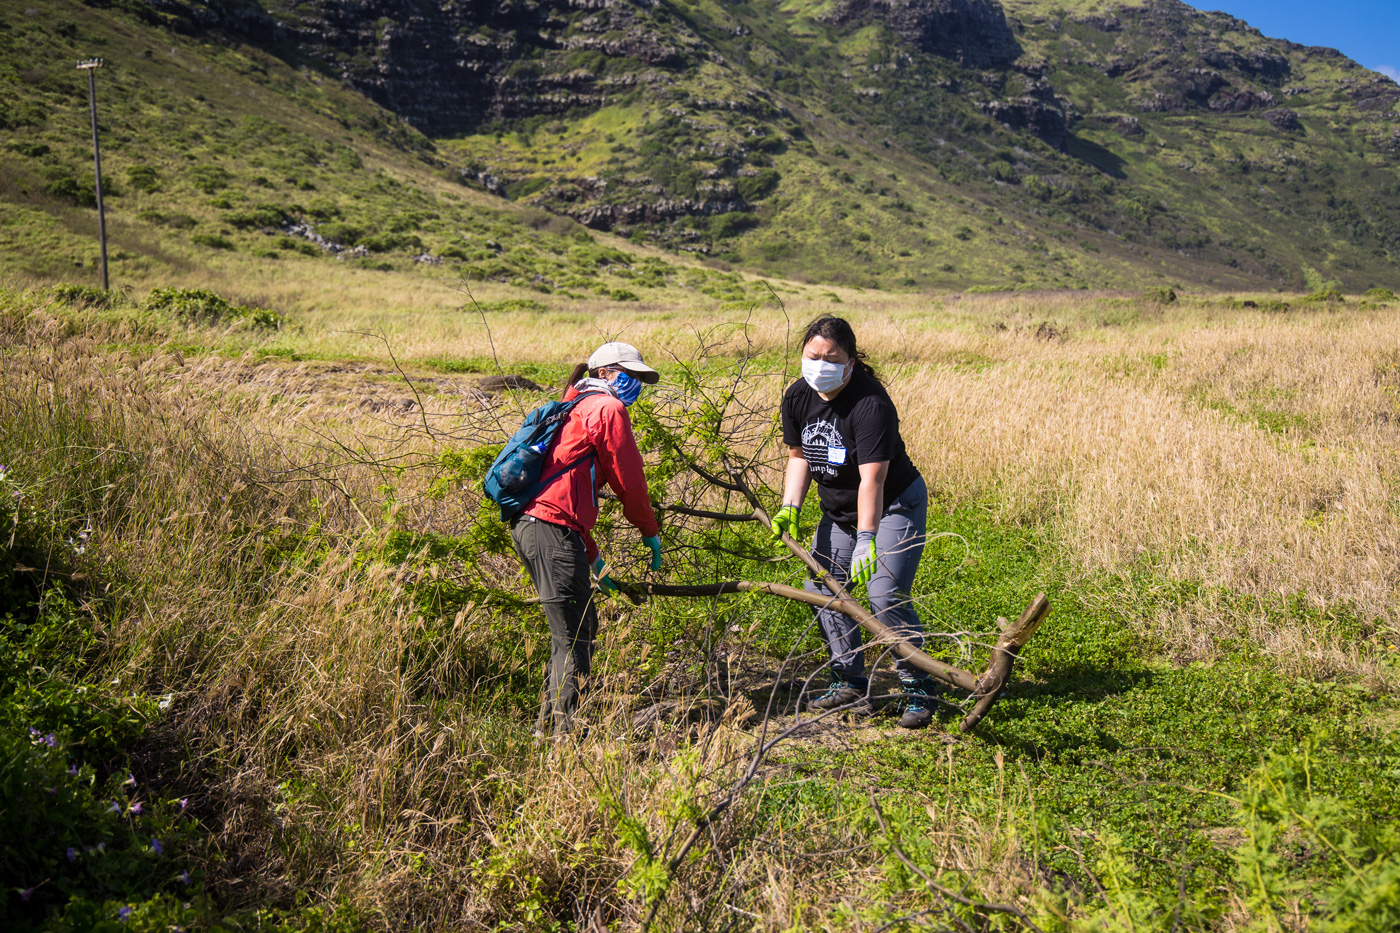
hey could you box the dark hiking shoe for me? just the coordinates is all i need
[805,680,869,712]
[898,679,936,730]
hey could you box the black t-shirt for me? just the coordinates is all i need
[780,368,920,527]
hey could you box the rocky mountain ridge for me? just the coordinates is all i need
[12,0,1400,289]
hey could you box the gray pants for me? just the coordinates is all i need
[805,475,928,685]
[510,516,598,734]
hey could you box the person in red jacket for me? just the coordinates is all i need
[513,341,662,737]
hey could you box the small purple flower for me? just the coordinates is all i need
[180,869,190,885]
[150,837,163,855]
[179,797,189,810]
[68,764,79,776]
[118,905,132,921]
[19,887,34,903]
[67,847,77,863]
[123,774,136,786]
[107,801,121,813]
[44,734,57,748]
[46,786,57,795]
[129,801,142,815]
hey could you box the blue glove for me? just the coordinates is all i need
[642,535,662,572]
[591,556,618,596]
[849,530,877,586]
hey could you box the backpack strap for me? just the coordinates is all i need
[524,388,609,500]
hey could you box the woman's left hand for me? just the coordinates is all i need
[849,530,877,585]
[643,535,663,571]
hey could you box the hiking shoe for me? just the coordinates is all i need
[805,680,868,712]
[898,679,936,730]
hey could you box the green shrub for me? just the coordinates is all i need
[6,140,50,158]
[477,299,547,313]
[125,165,160,193]
[43,168,94,207]
[316,222,363,246]
[186,165,229,194]
[752,134,786,153]
[1303,288,1344,303]
[358,232,424,253]
[51,284,116,309]
[1142,286,1178,304]
[1365,287,1396,301]
[736,168,780,202]
[141,287,280,328]
[988,160,1020,184]
[190,233,234,250]
[709,212,760,238]
[225,204,288,229]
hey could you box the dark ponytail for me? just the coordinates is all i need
[800,315,878,382]
[562,361,592,399]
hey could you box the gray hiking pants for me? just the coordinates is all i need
[510,515,599,734]
[804,475,928,685]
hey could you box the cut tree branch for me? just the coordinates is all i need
[652,458,1052,732]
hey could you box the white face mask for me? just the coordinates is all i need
[801,356,850,394]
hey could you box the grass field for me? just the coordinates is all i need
[3,277,1399,931]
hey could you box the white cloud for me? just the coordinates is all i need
[1376,64,1400,82]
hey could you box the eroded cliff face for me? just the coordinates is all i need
[829,0,1020,67]
[260,0,695,136]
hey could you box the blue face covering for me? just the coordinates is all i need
[610,369,643,406]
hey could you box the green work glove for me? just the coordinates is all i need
[849,530,878,586]
[770,504,800,542]
[591,556,618,596]
[642,535,663,572]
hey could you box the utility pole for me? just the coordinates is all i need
[76,58,108,291]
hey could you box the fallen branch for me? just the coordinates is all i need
[716,460,1049,732]
[958,593,1051,732]
[628,580,978,693]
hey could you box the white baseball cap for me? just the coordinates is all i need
[588,341,660,384]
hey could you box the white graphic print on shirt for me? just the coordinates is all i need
[801,419,847,477]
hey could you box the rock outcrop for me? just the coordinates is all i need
[254,0,692,136]
[980,98,1069,150]
[829,0,1021,67]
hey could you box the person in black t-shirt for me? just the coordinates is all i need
[773,315,935,729]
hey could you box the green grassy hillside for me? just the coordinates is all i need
[2,0,1399,295]
[0,0,775,306]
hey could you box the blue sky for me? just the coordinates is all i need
[1193,1,1400,81]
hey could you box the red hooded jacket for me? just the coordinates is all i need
[522,384,659,562]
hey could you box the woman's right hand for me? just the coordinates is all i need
[591,556,618,595]
[770,504,800,542]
